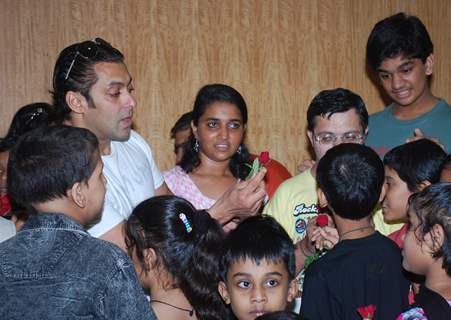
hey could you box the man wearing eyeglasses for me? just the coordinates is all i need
[51,38,266,251]
[263,88,403,276]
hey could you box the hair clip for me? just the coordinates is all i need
[179,213,192,233]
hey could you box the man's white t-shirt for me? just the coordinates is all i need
[88,131,164,237]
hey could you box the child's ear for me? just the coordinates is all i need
[317,188,328,208]
[425,223,445,252]
[143,248,157,269]
[69,182,86,208]
[417,180,431,192]
[379,181,387,203]
[218,281,231,304]
[286,279,297,302]
[424,54,434,76]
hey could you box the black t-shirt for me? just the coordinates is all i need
[300,231,410,320]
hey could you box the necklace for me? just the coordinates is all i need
[150,299,194,317]
[340,225,374,241]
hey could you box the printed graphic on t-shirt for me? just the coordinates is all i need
[293,203,318,240]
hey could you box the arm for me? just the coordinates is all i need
[154,181,172,196]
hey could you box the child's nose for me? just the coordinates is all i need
[250,286,267,303]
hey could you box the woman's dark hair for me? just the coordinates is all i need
[179,84,251,179]
[125,196,227,320]
[0,103,54,152]
[408,183,451,276]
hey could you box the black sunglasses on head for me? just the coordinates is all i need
[65,37,112,80]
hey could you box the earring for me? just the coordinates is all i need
[194,139,200,153]
[236,145,242,155]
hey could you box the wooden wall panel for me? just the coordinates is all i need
[1,0,450,173]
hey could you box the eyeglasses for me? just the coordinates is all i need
[313,131,366,145]
[65,38,112,80]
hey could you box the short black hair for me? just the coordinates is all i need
[52,38,124,121]
[0,103,54,152]
[408,183,451,276]
[8,125,99,206]
[316,143,384,220]
[366,12,433,70]
[170,112,193,139]
[220,215,296,281]
[384,139,446,192]
[306,88,368,132]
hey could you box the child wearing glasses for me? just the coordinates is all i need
[125,195,228,320]
[300,143,410,320]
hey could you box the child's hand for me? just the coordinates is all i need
[311,226,339,250]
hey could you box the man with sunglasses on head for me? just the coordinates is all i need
[51,38,266,250]
[263,88,403,280]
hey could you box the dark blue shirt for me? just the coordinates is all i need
[300,232,409,320]
[0,213,156,320]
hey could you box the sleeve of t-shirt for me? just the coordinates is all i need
[102,256,157,320]
[300,268,335,320]
[133,131,164,190]
[263,182,295,240]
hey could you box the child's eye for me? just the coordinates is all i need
[265,279,279,288]
[237,281,251,289]
[400,66,413,74]
[379,72,390,80]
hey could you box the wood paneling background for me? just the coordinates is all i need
[1,0,450,173]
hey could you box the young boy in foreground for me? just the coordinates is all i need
[218,215,297,320]
[0,126,156,320]
[300,143,409,320]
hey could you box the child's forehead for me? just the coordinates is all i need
[228,257,288,276]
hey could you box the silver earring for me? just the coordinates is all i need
[236,145,242,155]
[194,139,200,153]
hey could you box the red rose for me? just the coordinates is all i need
[316,214,328,228]
[357,305,376,319]
[259,151,270,165]
[0,194,12,216]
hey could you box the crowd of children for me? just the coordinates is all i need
[1,11,451,320]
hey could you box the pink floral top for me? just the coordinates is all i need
[163,166,216,210]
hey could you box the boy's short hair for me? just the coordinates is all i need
[220,215,295,281]
[408,183,451,276]
[316,143,384,220]
[8,125,99,206]
[306,88,368,132]
[366,12,433,70]
[384,139,446,192]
